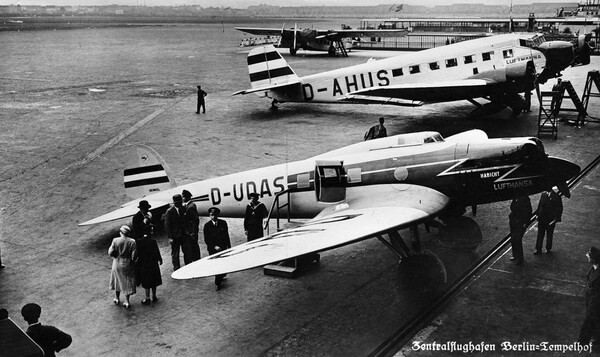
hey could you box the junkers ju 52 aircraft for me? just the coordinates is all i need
[233,32,584,116]
[235,24,407,57]
[79,130,579,280]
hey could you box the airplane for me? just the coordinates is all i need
[235,24,407,57]
[233,32,587,116]
[78,130,580,280]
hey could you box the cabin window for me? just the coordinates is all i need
[482,51,493,61]
[429,62,440,70]
[445,58,458,68]
[409,65,420,74]
[464,55,476,64]
[503,49,513,59]
[392,68,403,77]
[473,68,479,75]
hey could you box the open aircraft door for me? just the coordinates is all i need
[314,160,347,204]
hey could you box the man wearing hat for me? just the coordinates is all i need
[578,247,600,352]
[534,186,564,255]
[21,303,72,357]
[132,200,153,240]
[203,207,231,290]
[182,190,201,262]
[165,194,187,271]
[244,193,268,242]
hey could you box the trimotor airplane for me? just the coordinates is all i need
[235,24,407,57]
[78,130,580,280]
[233,32,587,116]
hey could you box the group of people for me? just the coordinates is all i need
[109,189,269,299]
[109,199,163,309]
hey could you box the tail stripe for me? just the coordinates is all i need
[250,67,295,83]
[248,50,282,65]
[124,176,170,188]
[124,164,164,176]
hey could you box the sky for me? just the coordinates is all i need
[0,0,581,8]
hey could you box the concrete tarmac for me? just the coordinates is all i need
[1,25,599,356]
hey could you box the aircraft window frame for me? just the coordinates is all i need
[429,62,440,70]
[473,68,479,75]
[482,51,493,61]
[503,49,514,59]
[445,58,458,68]
[463,54,476,64]
[409,65,420,74]
[392,68,403,77]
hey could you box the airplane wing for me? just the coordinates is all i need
[342,79,494,103]
[316,29,408,41]
[235,27,283,36]
[78,198,171,226]
[172,184,449,279]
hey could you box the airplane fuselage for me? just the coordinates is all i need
[163,131,575,220]
[269,34,546,104]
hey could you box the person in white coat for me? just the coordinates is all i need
[109,225,138,309]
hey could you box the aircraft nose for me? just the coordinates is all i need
[536,41,574,83]
[547,157,580,198]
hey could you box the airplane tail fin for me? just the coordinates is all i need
[124,145,177,199]
[246,45,300,90]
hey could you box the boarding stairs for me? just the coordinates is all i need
[262,189,320,278]
[536,84,560,139]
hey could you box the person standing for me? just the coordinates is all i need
[165,194,188,271]
[534,186,563,255]
[364,117,387,141]
[196,85,207,114]
[21,303,71,357]
[244,193,268,242]
[509,194,532,265]
[578,247,600,353]
[136,225,162,305]
[203,207,231,291]
[109,225,137,309]
[182,190,201,262]
[131,200,152,240]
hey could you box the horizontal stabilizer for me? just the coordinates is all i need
[232,80,301,96]
[78,198,170,226]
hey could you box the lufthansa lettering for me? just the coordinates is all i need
[493,179,533,191]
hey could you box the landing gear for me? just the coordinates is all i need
[270,99,279,110]
[289,47,297,56]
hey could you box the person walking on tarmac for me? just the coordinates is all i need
[196,85,207,114]
[364,117,387,141]
[244,193,268,242]
[509,193,532,265]
[534,186,563,255]
[204,207,231,291]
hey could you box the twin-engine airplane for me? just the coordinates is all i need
[79,130,580,280]
[233,32,584,116]
[235,24,407,57]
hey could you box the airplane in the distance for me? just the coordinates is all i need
[78,130,580,280]
[233,32,588,116]
[235,24,407,57]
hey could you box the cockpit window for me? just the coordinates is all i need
[424,134,444,143]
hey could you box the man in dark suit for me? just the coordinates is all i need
[534,186,563,255]
[182,190,201,262]
[21,303,71,357]
[165,194,188,271]
[131,200,152,239]
[203,207,231,291]
[578,247,600,352]
[196,85,207,114]
[509,193,532,265]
